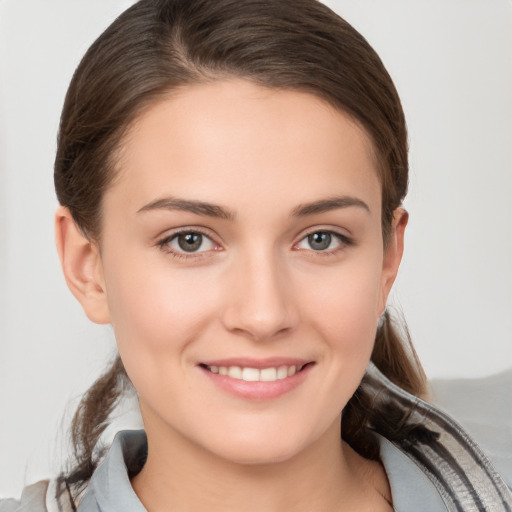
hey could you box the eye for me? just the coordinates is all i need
[160,230,218,255]
[295,230,350,252]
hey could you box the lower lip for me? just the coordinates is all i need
[199,364,313,400]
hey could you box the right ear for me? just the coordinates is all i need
[55,206,110,324]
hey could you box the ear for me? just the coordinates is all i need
[378,208,408,315]
[55,206,110,324]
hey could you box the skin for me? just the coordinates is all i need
[56,79,407,511]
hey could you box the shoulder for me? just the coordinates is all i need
[0,481,49,512]
[363,363,512,510]
[0,480,74,512]
[430,368,512,489]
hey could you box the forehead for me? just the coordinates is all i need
[109,79,381,219]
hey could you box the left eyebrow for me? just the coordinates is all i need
[291,196,371,217]
[137,197,236,220]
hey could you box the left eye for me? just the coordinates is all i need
[296,231,345,252]
[167,232,217,253]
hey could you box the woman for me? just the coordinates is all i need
[1,0,510,511]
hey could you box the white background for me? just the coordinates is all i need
[1,0,511,499]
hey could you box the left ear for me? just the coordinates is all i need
[378,208,408,314]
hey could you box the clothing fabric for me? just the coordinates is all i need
[363,364,512,511]
[2,364,511,512]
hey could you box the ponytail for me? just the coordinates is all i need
[371,310,427,395]
[58,355,131,502]
[341,310,427,459]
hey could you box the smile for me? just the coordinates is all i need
[198,360,314,399]
[203,364,306,382]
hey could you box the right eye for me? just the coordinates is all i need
[158,230,219,257]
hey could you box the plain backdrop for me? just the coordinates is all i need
[1,0,511,499]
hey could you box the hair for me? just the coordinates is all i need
[55,0,427,501]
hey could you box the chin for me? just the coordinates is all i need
[201,423,322,467]
[216,441,304,466]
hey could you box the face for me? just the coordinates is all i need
[90,80,403,464]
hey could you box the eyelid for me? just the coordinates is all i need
[156,226,223,258]
[293,226,354,252]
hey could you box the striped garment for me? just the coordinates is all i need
[363,363,512,511]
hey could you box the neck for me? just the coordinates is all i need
[132,419,392,512]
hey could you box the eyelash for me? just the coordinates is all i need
[294,229,353,256]
[156,228,221,260]
[156,228,353,260]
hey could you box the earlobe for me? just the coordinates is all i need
[55,206,110,324]
[378,208,408,314]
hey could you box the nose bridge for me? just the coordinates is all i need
[221,243,297,340]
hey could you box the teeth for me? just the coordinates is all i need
[228,366,242,379]
[207,364,302,382]
[277,366,288,379]
[242,367,260,381]
[260,367,277,381]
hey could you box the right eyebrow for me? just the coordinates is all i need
[137,197,236,221]
[291,195,371,217]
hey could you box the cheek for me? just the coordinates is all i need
[103,262,226,420]
[102,251,219,365]
[300,257,383,350]
[283,260,383,441]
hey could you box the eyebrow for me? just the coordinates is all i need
[137,197,236,220]
[137,194,370,220]
[291,196,370,216]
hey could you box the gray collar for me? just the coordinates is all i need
[77,429,447,511]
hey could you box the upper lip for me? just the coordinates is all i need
[199,357,313,369]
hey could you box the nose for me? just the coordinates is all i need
[220,247,298,341]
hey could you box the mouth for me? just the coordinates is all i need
[199,362,312,382]
[197,357,315,399]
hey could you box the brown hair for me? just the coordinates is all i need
[55,0,426,500]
